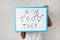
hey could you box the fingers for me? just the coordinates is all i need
[44,5,52,27]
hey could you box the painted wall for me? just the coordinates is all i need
[0,0,60,40]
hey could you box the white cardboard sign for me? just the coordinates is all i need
[14,6,48,32]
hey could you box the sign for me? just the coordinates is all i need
[14,6,48,32]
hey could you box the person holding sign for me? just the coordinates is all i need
[20,5,52,40]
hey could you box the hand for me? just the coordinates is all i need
[20,32,26,39]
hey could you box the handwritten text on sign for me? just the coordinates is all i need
[15,7,48,32]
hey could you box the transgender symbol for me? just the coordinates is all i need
[31,14,43,22]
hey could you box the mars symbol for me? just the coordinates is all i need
[14,6,48,32]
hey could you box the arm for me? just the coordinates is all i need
[48,16,52,27]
